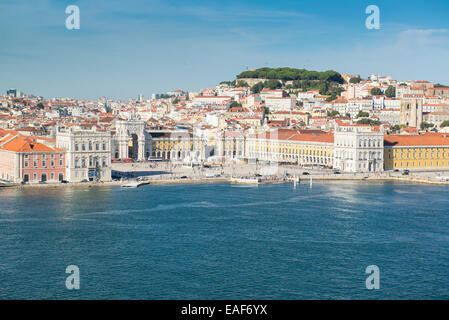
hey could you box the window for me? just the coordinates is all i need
[51,173,55,180]
[75,144,79,151]
[33,173,37,181]
[82,144,86,151]
[96,143,99,151]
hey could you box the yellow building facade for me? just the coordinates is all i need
[384,134,449,170]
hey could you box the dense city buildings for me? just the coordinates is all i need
[2,68,449,184]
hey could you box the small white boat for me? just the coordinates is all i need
[230,177,261,184]
[121,181,146,188]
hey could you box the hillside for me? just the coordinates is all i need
[236,67,344,83]
[233,67,345,99]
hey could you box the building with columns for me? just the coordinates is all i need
[333,122,384,173]
[56,127,112,182]
[150,130,208,162]
[112,120,151,160]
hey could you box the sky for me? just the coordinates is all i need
[1,0,449,100]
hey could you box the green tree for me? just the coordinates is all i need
[349,76,361,84]
[236,67,344,84]
[357,118,381,126]
[385,86,396,98]
[219,80,236,86]
[327,110,340,117]
[440,120,449,127]
[356,111,369,118]
[370,87,383,96]
[420,122,434,130]
[251,82,264,94]
[261,106,270,115]
[230,101,242,108]
[236,80,249,87]
[264,79,282,90]
[391,125,401,131]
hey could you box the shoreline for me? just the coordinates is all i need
[2,174,449,189]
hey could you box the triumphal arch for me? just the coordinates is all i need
[113,119,151,160]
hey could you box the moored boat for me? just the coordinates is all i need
[230,177,261,184]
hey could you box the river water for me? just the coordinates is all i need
[0,181,448,299]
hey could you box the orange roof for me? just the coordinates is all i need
[249,129,334,143]
[0,135,63,153]
[384,133,449,146]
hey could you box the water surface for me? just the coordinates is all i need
[0,181,448,299]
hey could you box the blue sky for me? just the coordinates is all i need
[1,0,449,99]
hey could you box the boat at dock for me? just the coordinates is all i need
[121,180,148,188]
[230,177,261,184]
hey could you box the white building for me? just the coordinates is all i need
[378,109,400,126]
[333,123,384,173]
[265,97,296,111]
[192,96,232,106]
[260,89,285,101]
[56,127,112,182]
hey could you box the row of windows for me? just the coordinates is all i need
[248,146,331,156]
[335,139,382,148]
[74,142,108,151]
[386,161,449,168]
[74,157,108,168]
[23,173,64,182]
[24,154,63,160]
[24,159,63,168]
[386,148,449,159]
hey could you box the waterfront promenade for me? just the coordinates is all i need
[3,162,449,189]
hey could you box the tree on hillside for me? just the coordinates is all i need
[236,80,249,87]
[220,80,236,86]
[349,76,362,84]
[440,120,449,127]
[356,111,370,118]
[236,67,344,84]
[251,82,264,94]
[264,79,282,90]
[370,87,383,96]
[357,118,381,126]
[385,86,396,98]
